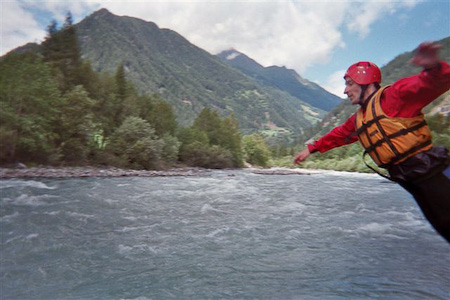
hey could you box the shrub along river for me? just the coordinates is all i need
[1,169,449,299]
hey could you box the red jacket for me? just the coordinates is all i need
[308,61,450,153]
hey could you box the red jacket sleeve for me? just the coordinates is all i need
[308,113,359,153]
[382,61,450,118]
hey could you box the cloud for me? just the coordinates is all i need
[98,1,420,73]
[1,0,99,55]
[1,0,422,75]
[99,1,350,73]
[22,0,98,22]
[322,69,347,99]
[1,1,46,54]
[345,0,420,38]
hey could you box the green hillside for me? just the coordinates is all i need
[217,49,342,111]
[75,9,325,134]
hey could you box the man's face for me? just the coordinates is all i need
[344,77,362,105]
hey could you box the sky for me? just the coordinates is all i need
[2,0,449,98]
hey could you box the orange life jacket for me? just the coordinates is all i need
[355,86,433,168]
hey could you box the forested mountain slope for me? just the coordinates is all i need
[75,9,326,133]
[217,49,342,111]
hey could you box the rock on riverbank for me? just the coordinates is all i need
[0,166,209,179]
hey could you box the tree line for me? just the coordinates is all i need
[0,13,271,170]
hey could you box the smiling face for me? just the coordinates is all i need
[344,76,363,105]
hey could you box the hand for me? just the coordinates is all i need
[294,148,311,165]
[410,41,441,69]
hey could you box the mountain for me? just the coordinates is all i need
[217,49,342,111]
[73,8,327,134]
[305,36,450,142]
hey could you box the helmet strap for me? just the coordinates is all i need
[358,84,368,105]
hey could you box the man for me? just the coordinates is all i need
[294,42,450,243]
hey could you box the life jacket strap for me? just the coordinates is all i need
[379,139,433,168]
[355,115,386,136]
[363,120,429,154]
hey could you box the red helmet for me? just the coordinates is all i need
[344,62,381,85]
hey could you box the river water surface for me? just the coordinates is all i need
[1,169,449,299]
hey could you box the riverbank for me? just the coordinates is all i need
[0,165,327,179]
[0,166,210,179]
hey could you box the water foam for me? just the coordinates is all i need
[26,233,39,239]
[206,226,231,238]
[118,244,158,257]
[67,212,95,219]
[200,203,229,215]
[1,211,19,222]
[5,194,54,206]
[0,179,56,190]
[359,222,392,234]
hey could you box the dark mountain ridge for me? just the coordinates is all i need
[217,49,342,111]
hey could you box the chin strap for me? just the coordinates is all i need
[358,84,368,105]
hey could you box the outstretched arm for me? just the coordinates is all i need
[386,41,450,117]
[293,114,359,165]
[294,148,311,165]
[410,41,441,70]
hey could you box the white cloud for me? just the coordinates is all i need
[98,1,349,73]
[226,52,241,60]
[345,0,421,38]
[322,69,347,99]
[96,1,419,74]
[1,0,99,55]
[1,1,46,54]
[22,0,99,22]
[1,0,422,76]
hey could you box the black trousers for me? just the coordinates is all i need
[397,168,450,243]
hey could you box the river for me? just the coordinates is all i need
[1,169,449,299]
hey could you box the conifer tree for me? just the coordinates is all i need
[0,53,62,163]
[57,86,95,163]
[143,96,177,136]
[47,20,58,35]
[42,12,82,92]
[221,113,244,167]
[112,63,138,126]
[115,63,129,103]
[193,108,223,145]
[63,11,74,28]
